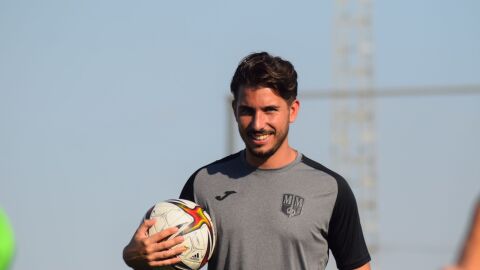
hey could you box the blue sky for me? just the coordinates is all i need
[1,0,479,269]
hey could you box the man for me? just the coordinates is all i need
[123,52,371,270]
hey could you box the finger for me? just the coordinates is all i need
[149,256,183,267]
[148,246,187,261]
[155,235,184,251]
[149,227,180,243]
[144,235,184,254]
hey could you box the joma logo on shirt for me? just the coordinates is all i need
[282,193,304,217]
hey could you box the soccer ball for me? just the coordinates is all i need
[146,199,216,270]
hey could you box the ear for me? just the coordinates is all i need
[289,99,300,123]
[231,99,238,121]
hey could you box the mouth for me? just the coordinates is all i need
[248,131,274,143]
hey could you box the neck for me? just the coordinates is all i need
[245,142,297,169]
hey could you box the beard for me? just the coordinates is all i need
[240,124,289,159]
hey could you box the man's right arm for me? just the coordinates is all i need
[122,219,186,270]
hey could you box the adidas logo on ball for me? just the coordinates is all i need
[190,253,200,261]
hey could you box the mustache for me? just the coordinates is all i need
[247,129,275,136]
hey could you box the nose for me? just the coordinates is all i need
[251,111,266,130]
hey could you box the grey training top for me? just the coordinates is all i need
[180,151,370,270]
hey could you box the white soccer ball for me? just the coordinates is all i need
[146,199,216,270]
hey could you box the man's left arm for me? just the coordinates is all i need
[327,174,371,270]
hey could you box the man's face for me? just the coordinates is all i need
[233,87,299,159]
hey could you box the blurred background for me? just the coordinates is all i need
[1,0,479,269]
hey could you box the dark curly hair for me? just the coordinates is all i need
[230,52,298,104]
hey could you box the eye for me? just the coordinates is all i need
[238,106,254,116]
[264,106,278,113]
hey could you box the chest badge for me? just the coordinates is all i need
[281,193,304,217]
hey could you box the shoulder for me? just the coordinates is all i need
[301,155,357,215]
[299,154,351,194]
[179,151,243,201]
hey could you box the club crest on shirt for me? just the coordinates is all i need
[281,193,304,217]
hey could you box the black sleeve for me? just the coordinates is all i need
[179,169,200,201]
[328,176,371,270]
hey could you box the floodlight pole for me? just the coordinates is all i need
[332,0,378,253]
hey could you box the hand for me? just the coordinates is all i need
[123,219,186,270]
